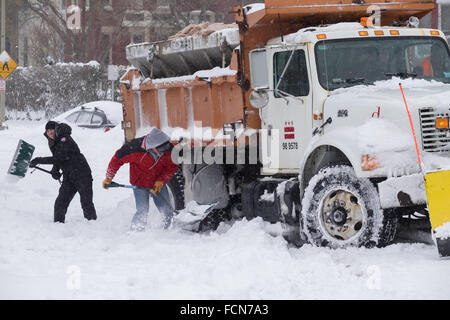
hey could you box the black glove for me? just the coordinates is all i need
[51,169,62,181]
[29,157,42,168]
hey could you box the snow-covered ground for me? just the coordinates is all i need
[0,121,449,300]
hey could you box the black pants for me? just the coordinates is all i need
[54,176,97,223]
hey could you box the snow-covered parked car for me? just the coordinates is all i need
[53,101,123,129]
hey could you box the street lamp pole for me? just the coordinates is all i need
[0,0,6,130]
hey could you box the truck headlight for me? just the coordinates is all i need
[361,155,380,171]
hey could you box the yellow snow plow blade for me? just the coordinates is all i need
[424,170,450,257]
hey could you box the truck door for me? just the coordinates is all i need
[259,45,312,174]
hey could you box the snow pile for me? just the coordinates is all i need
[53,101,124,127]
[282,23,363,44]
[244,3,265,15]
[146,67,237,86]
[0,51,11,63]
[326,77,450,174]
[334,77,450,95]
[378,173,427,208]
[1,121,450,299]
[6,62,108,119]
[259,190,275,202]
[435,222,450,240]
[330,118,419,176]
[168,22,237,40]
[195,67,237,80]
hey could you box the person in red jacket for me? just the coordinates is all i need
[103,128,179,231]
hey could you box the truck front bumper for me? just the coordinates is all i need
[377,173,427,209]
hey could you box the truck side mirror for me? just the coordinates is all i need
[249,89,269,109]
[249,49,268,89]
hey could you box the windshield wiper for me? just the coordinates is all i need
[331,78,366,85]
[385,72,417,79]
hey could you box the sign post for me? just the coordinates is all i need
[108,65,119,102]
[0,0,5,130]
[0,0,18,130]
[0,50,18,131]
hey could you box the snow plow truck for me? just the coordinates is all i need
[119,0,450,257]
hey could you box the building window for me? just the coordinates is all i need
[125,13,145,21]
[132,34,144,44]
[103,0,113,10]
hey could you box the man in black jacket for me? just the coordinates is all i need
[30,122,97,223]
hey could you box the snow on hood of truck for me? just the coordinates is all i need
[326,78,450,173]
[331,77,450,99]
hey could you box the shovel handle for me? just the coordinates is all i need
[105,182,136,189]
[31,166,62,185]
[33,166,53,175]
[105,182,174,210]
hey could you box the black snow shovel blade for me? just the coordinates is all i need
[7,140,35,178]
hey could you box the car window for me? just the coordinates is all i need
[65,111,80,123]
[76,111,92,125]
[91,114,103,125]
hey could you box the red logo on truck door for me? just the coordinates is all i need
[284,121,295,140]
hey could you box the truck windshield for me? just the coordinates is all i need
[315,37,450,90]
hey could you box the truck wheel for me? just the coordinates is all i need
[301,166,397,248]
[166,167,185,211]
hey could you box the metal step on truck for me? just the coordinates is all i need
[119,0,450,257]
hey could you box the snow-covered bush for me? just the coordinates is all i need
[5,61,110,120]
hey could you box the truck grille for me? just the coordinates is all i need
[419,108,450,152]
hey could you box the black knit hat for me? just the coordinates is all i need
[45,121,58,130]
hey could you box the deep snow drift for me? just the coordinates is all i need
[0,121,449,300]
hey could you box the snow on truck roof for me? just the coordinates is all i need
[266,23,446,45]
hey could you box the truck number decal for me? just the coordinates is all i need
[282,142,299,150]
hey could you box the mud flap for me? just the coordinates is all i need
[7,140,35,178]
[424,171,450,257]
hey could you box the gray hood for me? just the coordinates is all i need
[144,128,170,150]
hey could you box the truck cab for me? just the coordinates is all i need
[250,23,450,177]
[247,21,450,248]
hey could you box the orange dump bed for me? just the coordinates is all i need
[120,69,245,142]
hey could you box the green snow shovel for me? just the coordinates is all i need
[7,140,35,178]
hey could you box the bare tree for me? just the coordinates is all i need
[151,0,264,41]
[23,0,131,65]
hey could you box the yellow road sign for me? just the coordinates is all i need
[0,50,17,79]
